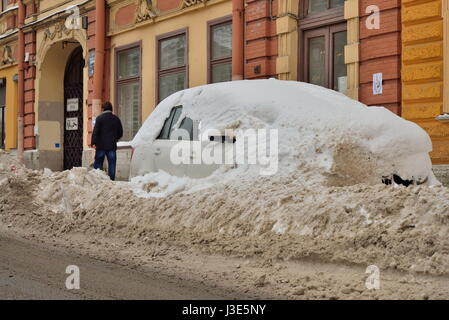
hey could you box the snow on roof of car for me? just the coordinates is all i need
[132,79,434,184]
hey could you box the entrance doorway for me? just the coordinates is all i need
[303,24,347,92]
[63,46,84,170]
[299,0,347,93]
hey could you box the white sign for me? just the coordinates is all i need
[66,117,78,131]
[373,73,383,95]
[67,98,79,112]
[338,76,347,94]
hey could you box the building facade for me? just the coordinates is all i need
[0,0,449,178]
[0,0,18,152]
[402,0,446,164]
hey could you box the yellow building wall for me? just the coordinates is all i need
[0,64,18,151]
[109,0,232,122]
[402,0,448,164]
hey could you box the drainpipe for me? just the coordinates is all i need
[92,0,105,119]
[232,0,244,80]
[17,0,25,163]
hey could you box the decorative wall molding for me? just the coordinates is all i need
[37,22,87,72]
[1,44,14,65]
[136,0,157,23]
[182,0,210,8]
[42,21,73,42]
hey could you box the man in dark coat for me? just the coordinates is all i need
[91,101,123,180]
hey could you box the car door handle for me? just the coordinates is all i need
[154,148,161,156]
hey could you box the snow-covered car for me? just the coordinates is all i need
[129,79,438,186]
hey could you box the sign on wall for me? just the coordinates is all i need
[373,73,383,95]
[338,76,347,94]
[66,117,78,131]
[88,51,95,77]
[66,98,79,112]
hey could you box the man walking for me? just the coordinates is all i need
[91,101,123,180]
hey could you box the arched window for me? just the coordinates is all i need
[299,0,347,93]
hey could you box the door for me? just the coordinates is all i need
[304,23,347,92]
[153,106,186,177]
[64,47,84,170]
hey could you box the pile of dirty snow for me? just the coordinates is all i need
[2,150,449,275]
[0,80,446,276]
[37,167,111,215]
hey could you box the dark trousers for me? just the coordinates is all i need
[94,150,117,181]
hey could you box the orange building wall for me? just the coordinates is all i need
[245,0,278,79]
[359,0,402,115]
[401,0,447,164]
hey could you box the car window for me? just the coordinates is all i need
[157,106,182,140]
[157,107,176,140]
[171,107,183,131]
[178,117,194,140]
[157,106,195,140]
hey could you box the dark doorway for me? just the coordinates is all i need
[64,46,84,170]
[0,79,6,150]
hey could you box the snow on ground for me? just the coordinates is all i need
[2,149,449,277]
[1,81,449,284]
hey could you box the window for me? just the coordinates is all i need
[2,0,8,12]
[304,25,347,92]
[209,18,232,83]
[302,0,344,16]
[116,45,141,141]
[157,106,194,141]
[299,0,347,93]
[157,30,187,103]
[179,117,194,140]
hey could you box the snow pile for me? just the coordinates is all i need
[0,81,446,277]
[132,79,435,189]
[129,165,245,198]
[2,150,449,275]
[0,150,21,171]
[37,167,110,214]
[130,171,192,198]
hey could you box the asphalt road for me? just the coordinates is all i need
[0,234,243,300]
